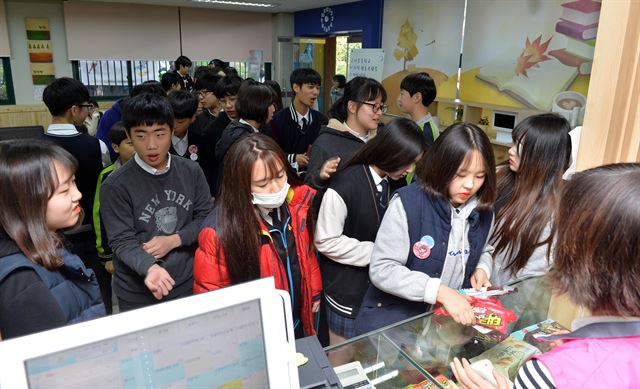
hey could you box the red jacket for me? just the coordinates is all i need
[194,184,322,336]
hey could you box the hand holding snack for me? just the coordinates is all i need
[437,285,476,326]
[450,357,509,389]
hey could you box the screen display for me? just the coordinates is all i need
[25,300,268,388]
[493,112,516,130]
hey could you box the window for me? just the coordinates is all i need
[0,58,15,105]
[73,59,172,100]
[73,59,269,100]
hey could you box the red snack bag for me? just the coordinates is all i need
[434,296,518,334]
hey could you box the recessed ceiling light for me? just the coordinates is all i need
[190,0,279,7]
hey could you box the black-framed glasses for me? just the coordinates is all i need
[77,104,93,109]
[197,90,213,97]
[357,101,388,114]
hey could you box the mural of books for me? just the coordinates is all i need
[25,17,55,85]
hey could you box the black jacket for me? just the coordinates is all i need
[320,165,384,318]
[305,126,366,207]
[0,229,105,339]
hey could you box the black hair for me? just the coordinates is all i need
[264,80,284,112]
[209,59,229,69]
[224,67,239,77]
[214,75,243,99]
[131,80,165,97]
[195,72,222,92]
[330,77,387,122]
[347,118,426,172]
[122,93,174,133]
[416,122,496,209]
[89,99,99,108]
[332,74,346,88]
[175,55,192,69]
[107,121,128,146]
[400,72,437,107]
[290,68,321,88]
[235,81,274,124]
[167,90,198,119]
[42,77,90,117]
[160,72,182,93]
[193,66,210,81]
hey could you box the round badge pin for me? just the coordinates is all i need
[420,235,435,249]
[188,144,198,154]
[413,241,431,259]
[190,153,198,161]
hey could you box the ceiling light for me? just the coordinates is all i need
[191,0,279,7]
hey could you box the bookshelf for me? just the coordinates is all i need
[427,98,546,163]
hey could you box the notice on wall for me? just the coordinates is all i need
[25,17,55,86]
[348,49,385,81]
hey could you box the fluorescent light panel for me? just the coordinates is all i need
[191,0,279,7]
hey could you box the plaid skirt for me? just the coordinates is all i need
[326,305,357,338]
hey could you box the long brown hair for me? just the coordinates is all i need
[492,114,571,275]
[549,163,640,316]
[215,134,305,284]
[0,140,78,269]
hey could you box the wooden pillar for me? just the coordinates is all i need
[551,0,640,327]
[576,0,640,170]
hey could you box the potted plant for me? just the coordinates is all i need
[477,116,490,132]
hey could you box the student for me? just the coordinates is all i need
[473,113,571,288]
[41,77,112,308]
[167,90,217,196]
[264,79,284,112]
[192,71,222,136]
[305,77,387,202]
[214,81,276,191]
[397,72,439,148]
[0,140,105,340]
[83,99,102,136]
[172,55,194,92]
[452,163,640,389]
[100,93,212,311]
[354,123,496,334]
[92,122,135,314]
[97,81,166,161]
[194,134,322,338]
[205,75,243,143]
[271,68,328,177]
[161,71,182,94]
[330,74,346,105]
[208,58,228,75]
[315,118,426,347]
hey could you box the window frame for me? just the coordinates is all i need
[0,57,16,105]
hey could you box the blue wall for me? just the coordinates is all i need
[294,0,384,48]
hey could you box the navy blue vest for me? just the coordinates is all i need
[355,184,493,334]
[0,250,106,324]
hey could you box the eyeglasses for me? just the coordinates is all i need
[197,90,213,98]
[357,101,388,114]
[77,104,93,109]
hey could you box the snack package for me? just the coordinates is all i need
[406,375,457,389]
[469,337,541,381]
[509,319,568,352]
[434,297,518,334]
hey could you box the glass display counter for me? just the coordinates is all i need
[324,276,552,388]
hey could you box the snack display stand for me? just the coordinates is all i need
[324,276,553,388]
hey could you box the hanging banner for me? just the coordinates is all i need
[347,48,385,81]
[25,17,55,85]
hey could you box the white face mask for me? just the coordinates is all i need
[252,181,290,209]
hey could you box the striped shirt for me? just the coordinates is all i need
[514,359,556,389]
